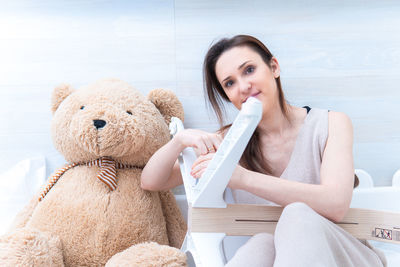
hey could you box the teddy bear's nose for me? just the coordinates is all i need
[93,120,106,129]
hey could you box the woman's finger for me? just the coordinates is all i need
[213,133,223,149]
[191,160,209,175]
[201,136,215,155]
[193,138,208,155]
[209,133,223,152]
[191,161,208,175]
[191,157,214,177]
[179,129,223,153]
[192,167,206,179]
[192,153,214,169]
[193,169,206,179]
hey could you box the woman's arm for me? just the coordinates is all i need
[141,129,222,191]
[231,111,354,222]
[140,137,184,191]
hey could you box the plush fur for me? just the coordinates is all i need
[0,78,187,266]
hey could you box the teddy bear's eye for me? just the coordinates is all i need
[126,110,132,115]
[80,106,85,110]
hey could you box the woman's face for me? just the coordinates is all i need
[215,46,281,112]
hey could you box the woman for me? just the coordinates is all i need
[141,35,385,266]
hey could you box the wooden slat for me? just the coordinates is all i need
[190,204,400,244]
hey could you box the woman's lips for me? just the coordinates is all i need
[243,92,261,103]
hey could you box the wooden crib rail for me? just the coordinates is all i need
[189,204,400,244]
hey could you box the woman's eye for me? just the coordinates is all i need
[225,80,234,88]
[245,66,255,74]
[80,106,85,110]
[127,110,132,115]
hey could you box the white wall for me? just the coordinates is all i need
[0,0,399,185]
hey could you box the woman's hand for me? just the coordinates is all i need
[191,153,248,191]
[190,152,215,178]
[174,129,222,155]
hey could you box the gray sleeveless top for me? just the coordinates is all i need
[231,107,329,205]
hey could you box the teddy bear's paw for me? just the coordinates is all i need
[105,241,187,267]
[0,228,64,267]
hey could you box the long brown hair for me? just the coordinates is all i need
[203,35,359,187]
[203,35,290,175]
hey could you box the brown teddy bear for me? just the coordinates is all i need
[0,78,187,266]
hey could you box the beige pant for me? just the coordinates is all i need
[226,202,386,267]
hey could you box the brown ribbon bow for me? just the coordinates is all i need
[39,157,136,201]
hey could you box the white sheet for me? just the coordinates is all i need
[0,156,46,235]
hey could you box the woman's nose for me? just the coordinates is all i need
[238,78,251,94]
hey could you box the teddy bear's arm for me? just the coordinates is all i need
[159,190,187,248]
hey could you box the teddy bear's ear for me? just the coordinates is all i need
[51,83,74,114]
[148,89,184,125]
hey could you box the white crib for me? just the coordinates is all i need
[170,97,400,267]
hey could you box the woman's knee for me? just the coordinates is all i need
[250,233,274,247]
[279,202,317,224]
[275,202,325,239]
[274,203,331,263]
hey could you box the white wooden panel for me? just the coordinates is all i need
[0,0,176,177]
[1,1,400,186]
[0,0,176,92]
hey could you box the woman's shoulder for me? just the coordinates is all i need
[307,108,351,127]
[326,111,353,143]
[327,111,353,130]
[302,108,352,147]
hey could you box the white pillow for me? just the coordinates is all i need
[0,156,46,235]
